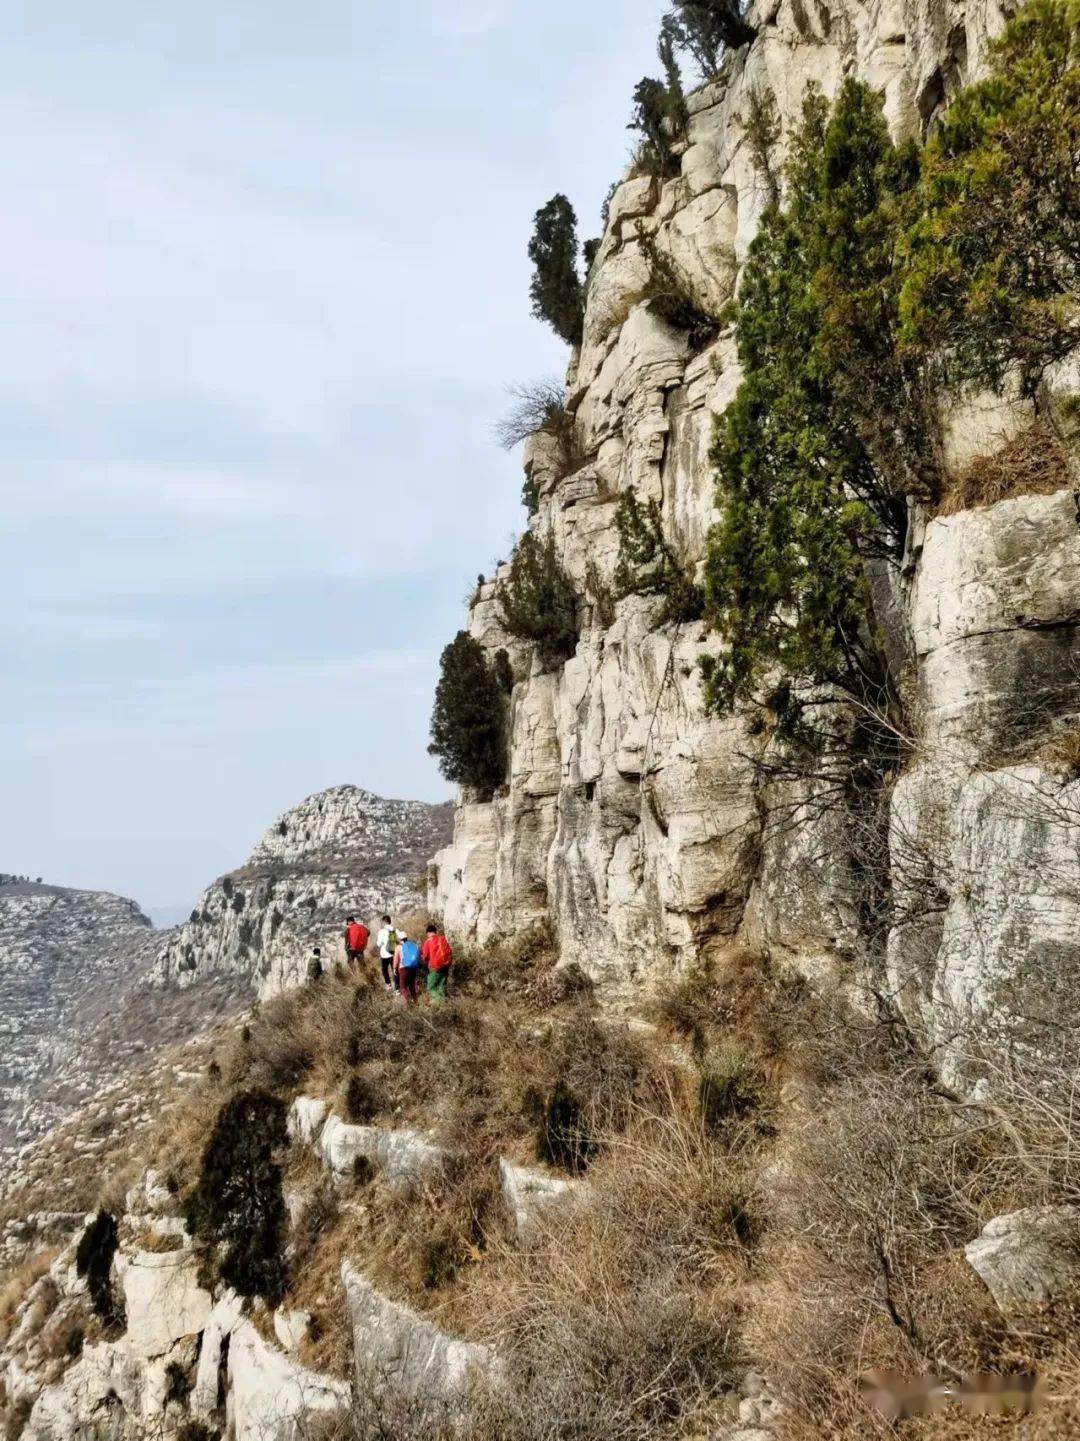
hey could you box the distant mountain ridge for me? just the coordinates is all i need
[0,880,244,1161]
[155,785,454,997]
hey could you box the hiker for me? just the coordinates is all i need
[421,923,453,1004]
[344,915,370,967]
[306,946,323,983]
[395,931,422,1003]
[376,915,398,994]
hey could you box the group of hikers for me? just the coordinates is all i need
[307,914,454,1003]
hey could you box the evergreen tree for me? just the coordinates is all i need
[428,631,508,796]
[497,533,579,669]
[186,1090,288,1302]
[702,82,916,715]
[76,1212,121,1324]
[664,0,756,78]
[899,0,1080,396]
[528,195,585,346]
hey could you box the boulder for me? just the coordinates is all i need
[228,1319,350,1441]
[499,1159,576,1234]
[319,1116,447,1188]
[273,1308,313,1354]
[342,1263,496,1401]
[118,1249,213,1360]
[965,1207,1080,1312]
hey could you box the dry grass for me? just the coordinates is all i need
[452,1097,752,1441]
[938,422,1071,516]
[0,1250,56,1346]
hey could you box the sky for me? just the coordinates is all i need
[0,0,665,921]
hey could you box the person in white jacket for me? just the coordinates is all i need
[376,915,397,994]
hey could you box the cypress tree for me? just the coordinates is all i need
[186,1090,288,1302]
[429,632,508,797]
[528,195,585,346]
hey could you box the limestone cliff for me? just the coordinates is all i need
[157,787,453,998]
[430,0,1080,1080]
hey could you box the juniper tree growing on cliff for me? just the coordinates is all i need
[186,1089,288,1302]
[899,0,1080,397]
[628,21,688,178]
[528,195,585,346]
[497,533,579,669]
[664,0,756,77]
[702,82,919,717]
[429,631,508,797]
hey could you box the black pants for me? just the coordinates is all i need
[399,968,420,1001]
[346,948,363,966]
[380,955,396,988]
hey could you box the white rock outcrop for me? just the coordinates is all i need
[157,787,452,998]
[342,1264,496,1400]
[965,1207,1080,1312]
[319,1115,448,1188]
[228,1319,350,1441]
[499,1158,577,1234]
[118,1249,213,1360]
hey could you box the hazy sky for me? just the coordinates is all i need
[1,0,665,918]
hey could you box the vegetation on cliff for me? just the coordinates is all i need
[704,0,1079,715]
[429,632,508,798]
[900,0,1080,396]
[496,533,579,669]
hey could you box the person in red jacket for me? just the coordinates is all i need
[344,915,370,967]
[421,923,453,1004]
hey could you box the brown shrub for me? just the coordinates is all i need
[455,1102,750,1441]
[0,1250,57,1346]
[938,422,1071,516]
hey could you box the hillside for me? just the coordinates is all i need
[0,882,243,1163]
[156,786,454,997]
[2,1,1079,1440]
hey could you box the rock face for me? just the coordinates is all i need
[157,786,453,998]
[429,0,1080,1078]
[342,1264,496,1400]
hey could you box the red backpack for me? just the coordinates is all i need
[427,934,452,970]
[347,922,369,951]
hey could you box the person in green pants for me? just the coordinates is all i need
[421,923,453,1003]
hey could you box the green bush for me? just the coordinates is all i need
[185,1090,288,1303]
[343,1072,383,1124]
[428,631,508,797]
[614,491,704,623]
[900,0,1080,396]
[75,1212,122,1325]
[528,195,585,346]
[497,534,579,668]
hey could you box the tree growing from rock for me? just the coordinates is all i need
[75,1211,122,1325]
[702,82,922,717]
[899,0,1080,397]
[528,195,585,346]
[186,1089,288,1303]
[664,0,757,77]
[497,533,580,669]
[429,631,508,797]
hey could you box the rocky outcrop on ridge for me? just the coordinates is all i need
[157,786,453,998]
[430,0,1080,1083]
